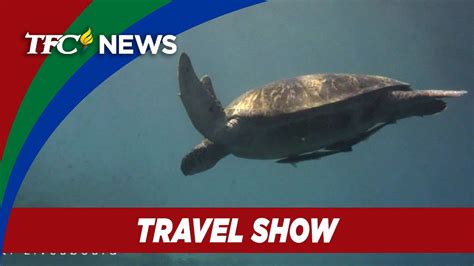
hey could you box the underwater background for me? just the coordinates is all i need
[8,0,473,265]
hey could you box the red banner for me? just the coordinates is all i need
[3,208,473,253]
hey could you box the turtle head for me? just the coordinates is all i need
[181,139,229,176]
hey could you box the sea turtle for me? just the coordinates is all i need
[178,53,466,175]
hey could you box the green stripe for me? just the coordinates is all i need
[0,0,170,203]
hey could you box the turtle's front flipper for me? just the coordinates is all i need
[276,121,393,165]
[178,53,227,142]
[325,121,393,151]
[276,148,352,165]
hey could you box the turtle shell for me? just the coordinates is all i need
[225,74,410,118]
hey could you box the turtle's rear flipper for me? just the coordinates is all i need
[276,149,351,165]
[326,121,393,151]
[383,90,467,119]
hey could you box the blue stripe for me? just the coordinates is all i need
[0,0,264,253]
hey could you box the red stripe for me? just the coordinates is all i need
[0,0,91,160]
[4,208,473,253]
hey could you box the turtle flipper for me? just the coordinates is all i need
[178,53,226,142]
[382,90,467,119]
[326,121,393,151]
[276,121,393,165]
[276,149,351,164]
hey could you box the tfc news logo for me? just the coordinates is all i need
[25,27,177,55]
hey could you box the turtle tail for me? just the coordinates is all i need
[383,89,467,119]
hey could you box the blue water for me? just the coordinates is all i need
[9,0,473,265]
